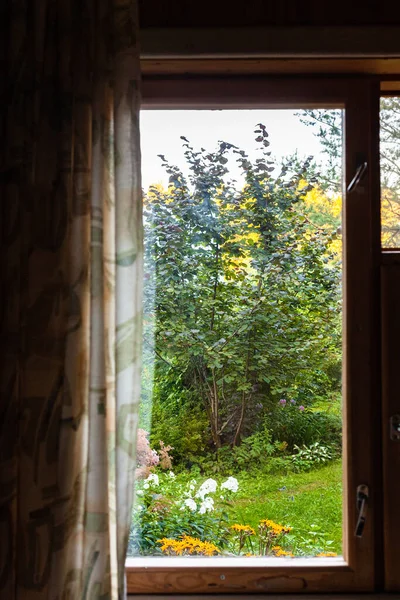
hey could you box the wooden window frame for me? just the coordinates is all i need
[379,87,400,592]
[126,76,383,595]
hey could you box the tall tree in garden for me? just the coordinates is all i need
[299,100,400,246]
[143,126,342,450]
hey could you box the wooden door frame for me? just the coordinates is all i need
[127,76,382,595]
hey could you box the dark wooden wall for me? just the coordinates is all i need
[138,0,400,28]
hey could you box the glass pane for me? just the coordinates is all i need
[381,97,400,248]
[128,109,343,559]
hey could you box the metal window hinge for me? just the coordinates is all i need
[355,484,369,538]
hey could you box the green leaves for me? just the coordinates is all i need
[142,127,342,450]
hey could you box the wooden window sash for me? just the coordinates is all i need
[379,87,400,593]
[127,76,382,595]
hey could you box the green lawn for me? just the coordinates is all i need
[131,460,343,557]
[230,460,343,555]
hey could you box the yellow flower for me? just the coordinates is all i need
[272,545,294,557]
[316,551,338,557]
[259,519,292,536]
[157,535,219,556]
[230,524,256,535]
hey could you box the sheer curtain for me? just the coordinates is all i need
[0,1,142,597]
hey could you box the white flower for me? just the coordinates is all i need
[221,476,239,493]
[145,473,159,486]
[199,496,214,514]
[136,490,144,496]
[220,495,225,500]
[182,498,197,512]
[137,505,144,511]
[196,478,218,500]
[143,483,149,490]
[169,471,176,479]
[189,484,195,491]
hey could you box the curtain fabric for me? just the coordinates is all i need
[0,1,142,598]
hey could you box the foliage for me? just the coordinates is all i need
[129,472,238,555]
[230,426,276,469]
[143,125,342,455]
[267,403,342,453]
[291,442,333,472]
[147,375,210,465]
[158,441,174,470]
[130,119,349,565]
[158,535,220,556]
[135,428,159,479]
[296,109,343,193]
[300,99,400,246]
[128,462,342,557]
[379,97,400,246]
[258,519,292,555]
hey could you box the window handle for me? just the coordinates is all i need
[355,484,369,538]
[347,161,368,193]
[390,414,400,441]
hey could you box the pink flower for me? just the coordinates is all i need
[135,429,159,479]
[279,399,287,406]
[299,405,305,412]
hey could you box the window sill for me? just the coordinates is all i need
[128,594,391,599]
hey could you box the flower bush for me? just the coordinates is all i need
[272,545,294,557]
[128,449,342,558]
[135,428,159,479]
[258,519,292,555]
[230,524,256,553]
[129,472,240,555]
[129,470,302,557]
[158,535,220,556]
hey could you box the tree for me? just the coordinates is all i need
[299,99,400,246]
[143,125,342,452]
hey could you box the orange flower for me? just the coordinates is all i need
[230,524,256,535]
[259,519,292,536]
[157,535,219,556]
[272,545,294,557]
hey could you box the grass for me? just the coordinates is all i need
[230,460,342,555]
[131,459,343,557]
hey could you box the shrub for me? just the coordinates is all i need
[291,442,333,472]
[136,429,159,479]
[129,473,239,555]
[267,403,342,453]
[231,428,275,470]
[148,379,210,466]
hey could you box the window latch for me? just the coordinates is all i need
[355,484,369,538]
[390,414,400,441]
[347,161,368,193]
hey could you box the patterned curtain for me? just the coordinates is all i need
[0,1,142,598]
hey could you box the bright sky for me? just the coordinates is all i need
[140,109,333,190]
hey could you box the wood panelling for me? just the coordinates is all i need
[139,27,400,60]
[141,58,400,77]
[138,0,400,28]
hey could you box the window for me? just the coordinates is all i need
[126,77,383,595]
[380,93,400,248]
